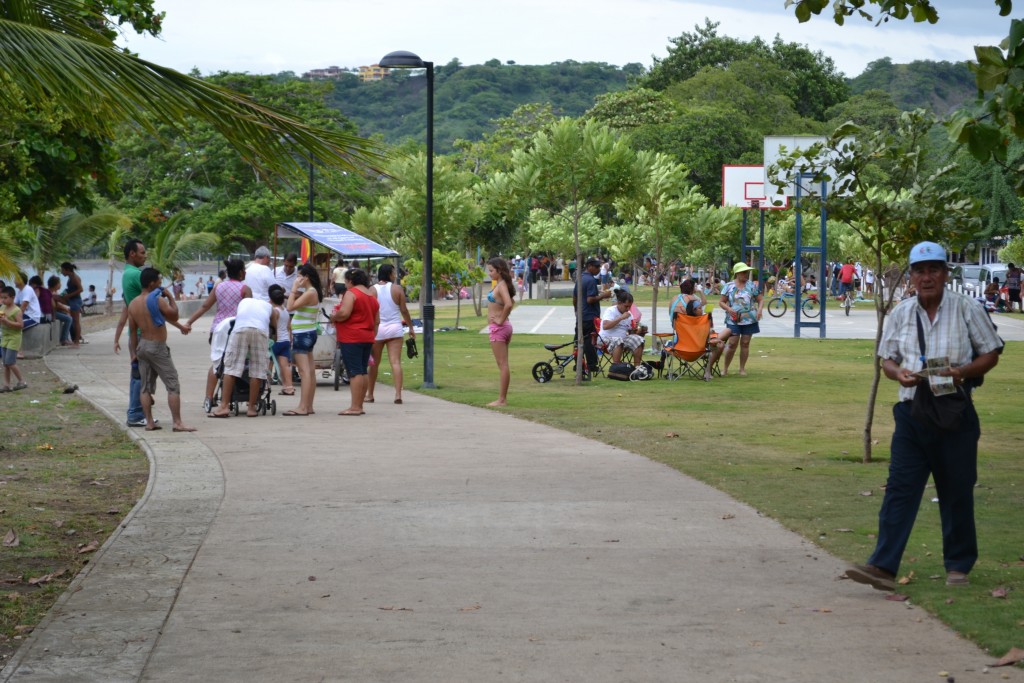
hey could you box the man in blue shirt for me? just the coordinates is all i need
[572,258,611,378]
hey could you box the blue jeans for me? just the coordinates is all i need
[127,364,144,423]
[55,311,73,344]
[868,401,980,576]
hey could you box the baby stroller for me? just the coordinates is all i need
[209,318,277,416]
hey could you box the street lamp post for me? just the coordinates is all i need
[307,160,314,222]
[380,50,435,388]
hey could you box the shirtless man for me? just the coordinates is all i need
[127,267,195,432]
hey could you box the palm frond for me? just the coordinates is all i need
[0,15,386,182]
[0,226,22,278]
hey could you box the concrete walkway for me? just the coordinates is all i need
[3,322,1018,682]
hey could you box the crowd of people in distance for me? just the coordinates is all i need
[0,263,98,390]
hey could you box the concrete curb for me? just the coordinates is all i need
[2,341,224,682]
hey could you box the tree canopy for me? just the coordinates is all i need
[642,19,849,121]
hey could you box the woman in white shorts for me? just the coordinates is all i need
[365,264,414,405]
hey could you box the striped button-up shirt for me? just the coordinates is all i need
[878,290,1003,402]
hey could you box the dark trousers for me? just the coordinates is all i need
[869,400,980,576]
[579,317,598,374]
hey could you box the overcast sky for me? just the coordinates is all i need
[120,0,1014,79]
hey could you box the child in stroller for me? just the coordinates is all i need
[208,316,277,416]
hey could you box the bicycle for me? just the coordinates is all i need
[766,292,820,318]
[532,340,591,383]
[841,287,855,317]
[766,292,793,317]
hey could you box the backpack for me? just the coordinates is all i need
[607,362,652,381]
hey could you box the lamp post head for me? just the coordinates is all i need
[379,51,427,69]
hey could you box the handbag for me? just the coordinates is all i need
[405,337,418,359]
[910,313,969,431]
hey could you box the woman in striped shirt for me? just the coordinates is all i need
[285,263,323,416]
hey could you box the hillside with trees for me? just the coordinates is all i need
[848,57,977,115]
[328,60,642,153]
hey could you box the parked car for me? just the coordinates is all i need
[952,263,1008,296]
[980,263,1009,292]
[950,264,983,293]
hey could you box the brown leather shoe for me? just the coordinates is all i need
[845,563,896,591]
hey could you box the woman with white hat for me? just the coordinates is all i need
[714,262,764,377]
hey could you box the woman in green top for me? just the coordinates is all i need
[285,264,323,416]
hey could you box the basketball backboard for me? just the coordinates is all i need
[763,135,853,200]
[722,165,788,210]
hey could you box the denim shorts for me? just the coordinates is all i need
[339,342,372,376]
[725,320,760,337]
[1,347,17,365]
[272,340,292,361]
[292,331,317,355]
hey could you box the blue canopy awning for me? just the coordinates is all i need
[276,222,399,258]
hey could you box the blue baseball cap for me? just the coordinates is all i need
[908,241,946,266]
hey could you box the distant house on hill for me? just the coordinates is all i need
[357,65,389,82]
[302,65,390,82]
[303,65,346,80]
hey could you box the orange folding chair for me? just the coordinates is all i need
[663,312,718,381]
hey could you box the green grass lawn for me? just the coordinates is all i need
[402,305,1024,658]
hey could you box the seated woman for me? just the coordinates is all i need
[671,278,726,350]
[600,289,645,366]
[670,278,707,319]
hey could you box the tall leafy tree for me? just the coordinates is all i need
[350,150,480,314]
[111,73,376,253]
[585,88,679,131]
[785,0,1024,193]
[612,152,707,335]
[643,19,848,121]
[509,118,645,383]
[769,110,982,462]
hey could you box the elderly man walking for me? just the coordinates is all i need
[845,241,1002,592]
[246,246,275,302]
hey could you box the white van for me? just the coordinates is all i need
[953,263,1008,295]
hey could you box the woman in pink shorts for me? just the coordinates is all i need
[485,257,515,407]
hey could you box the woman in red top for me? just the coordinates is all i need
[330,268,379,416]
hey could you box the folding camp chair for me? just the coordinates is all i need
[590,317,613,376]
[662,312,719,380]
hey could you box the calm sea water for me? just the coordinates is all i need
[16,262,220,301]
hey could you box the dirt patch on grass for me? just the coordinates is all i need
[0,355,148,665]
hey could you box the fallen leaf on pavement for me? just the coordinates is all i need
[991,647,1024,667]
[2,530,18,547]
[459,604,481,612]
[378,606,413,612]
[28,569,66,586]
[885,594,910,602]
[721,513,735,520]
